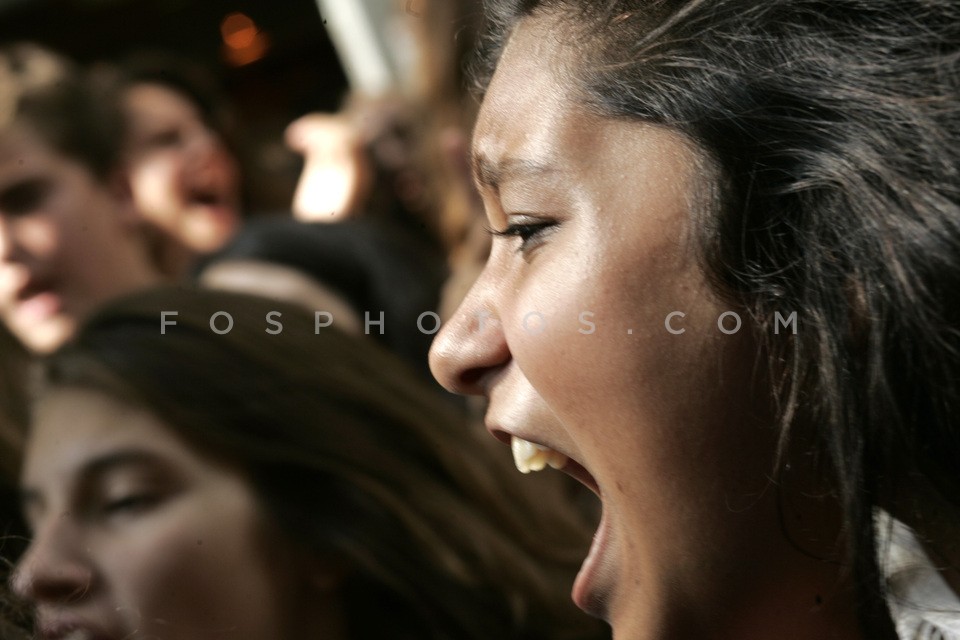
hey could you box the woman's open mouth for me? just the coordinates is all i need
[506,434,611,620]
[14,279,62,323]
[188,187,229,212]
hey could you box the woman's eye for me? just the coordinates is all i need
[102,494,159,516]
[487,220,558,253]
[0,179,52,215]
[145,129,183,149]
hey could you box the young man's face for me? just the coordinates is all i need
[0,125,158,352]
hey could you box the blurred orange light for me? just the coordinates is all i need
[220,11,269,66]
[221,12,258,50]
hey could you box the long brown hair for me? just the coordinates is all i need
[42,286,605,640]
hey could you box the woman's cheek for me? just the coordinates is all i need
[130,155,184,215]
[104,512,254,626]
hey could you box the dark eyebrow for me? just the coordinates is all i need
[471,152,559,190]
[20,450,172,513]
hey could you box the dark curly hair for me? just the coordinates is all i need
[475,0,959,637]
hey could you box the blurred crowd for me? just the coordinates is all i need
[0,1,605,638]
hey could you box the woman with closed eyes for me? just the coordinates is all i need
[12,287,607,640]
[429,1,960,638]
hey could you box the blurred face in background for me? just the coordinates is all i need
[0,126,159,352]
[14,386,312,640]
[122,82,241,259]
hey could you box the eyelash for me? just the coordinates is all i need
[486,220,557,253]
[102,493,158,516]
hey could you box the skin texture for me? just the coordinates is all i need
[430,15,861,640]
[0,127,160,353]
[123,82,240,274]
[14,387,341,640]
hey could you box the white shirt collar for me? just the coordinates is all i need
[878,510,960,640]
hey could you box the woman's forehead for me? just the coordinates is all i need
[473,17,583,182]
[25,388,185,485]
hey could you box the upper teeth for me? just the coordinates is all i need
[511,436,568,474]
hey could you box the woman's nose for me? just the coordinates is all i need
[12,520,95,605]
[430,274,510,396]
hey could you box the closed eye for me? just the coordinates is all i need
[101,493,160,517]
